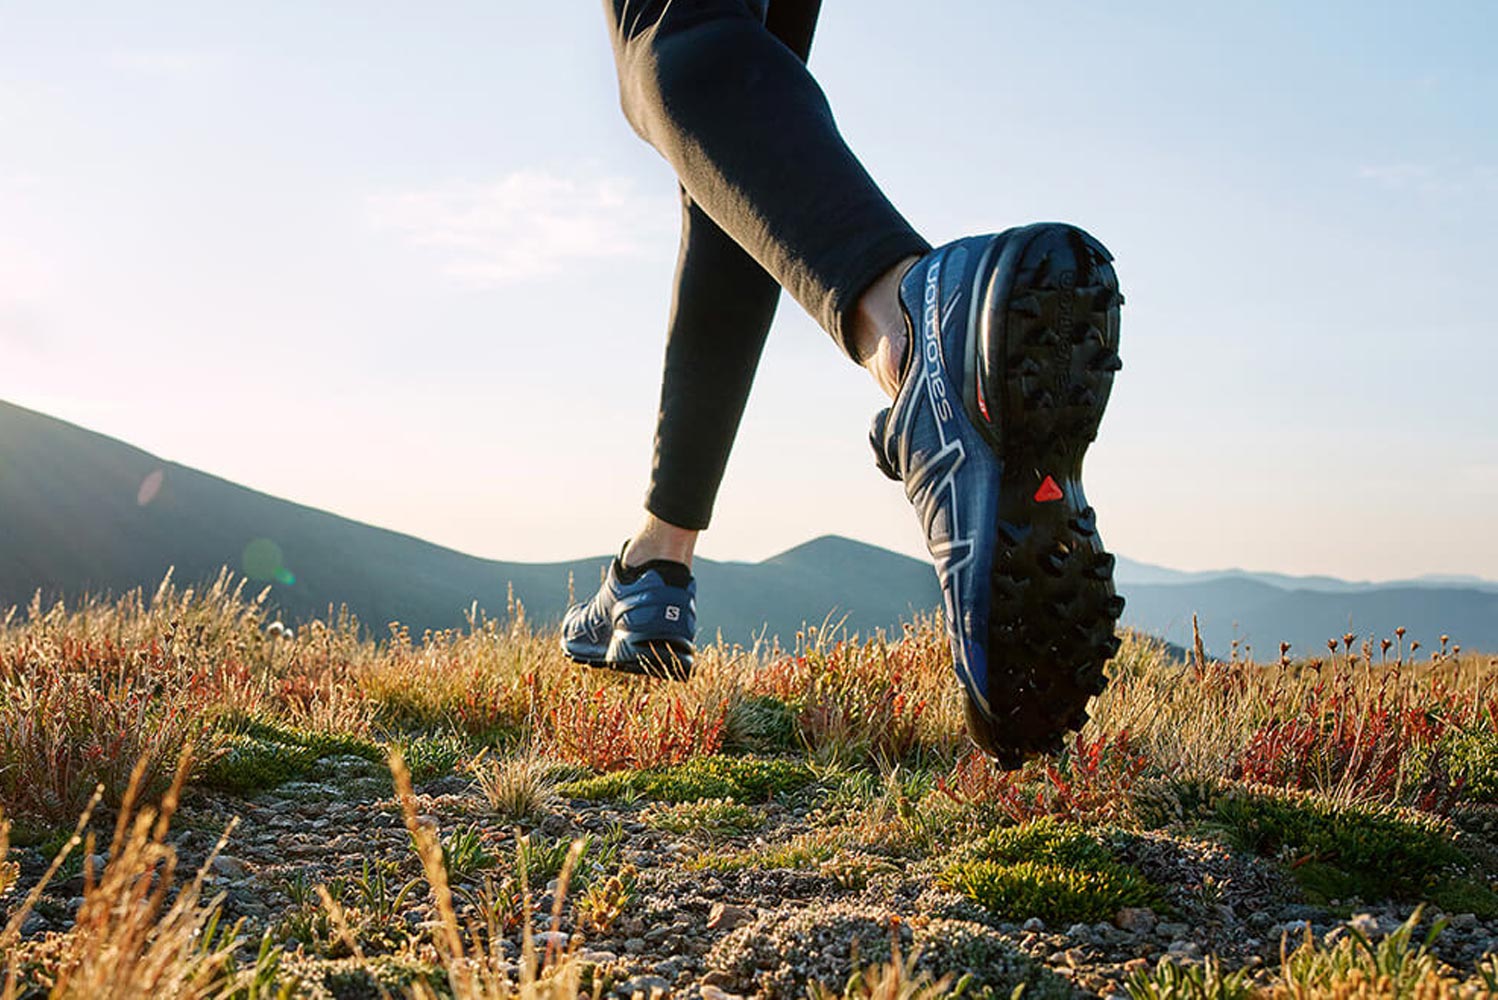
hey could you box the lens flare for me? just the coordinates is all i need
[137,468,164,506]
[242,538,294,585]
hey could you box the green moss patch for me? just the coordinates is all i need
[939,818,1157,924]
[1446,729,1498,803]
[1209,785,1474,905]
[558,754,814,803]
[201,719,382,795]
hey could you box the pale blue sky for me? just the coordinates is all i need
[2,2,1494,580]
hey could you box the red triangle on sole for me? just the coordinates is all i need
[1033,476,1064,503]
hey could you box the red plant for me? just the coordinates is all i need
[538,688,725,771]
[752,636,945,761]
[938,731,1147,825]
[0,639,217,821]
[1235,664,1473,813]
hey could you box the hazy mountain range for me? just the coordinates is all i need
[3,399,1494,656]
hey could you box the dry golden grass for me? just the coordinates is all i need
[2,573,1496,996]
[0,755,258,1000]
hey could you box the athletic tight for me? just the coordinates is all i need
[603,0,930,530]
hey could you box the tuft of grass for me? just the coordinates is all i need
[558,753,815,803]
[1,753,280,998]
[1125,955,1254,1000]
[470,749,559,824]
[1264,907,1463,999]
[387,748,590,1000]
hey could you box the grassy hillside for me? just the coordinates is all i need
[5,399,1496,659]
[2,581,1496,997]
[0,400,938,646]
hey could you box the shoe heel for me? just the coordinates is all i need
[980,223,1121,451]
[606,634,695,681]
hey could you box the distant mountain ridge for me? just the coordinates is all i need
[2,399,1495,655]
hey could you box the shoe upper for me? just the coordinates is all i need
[872,235,1006,719]
[561,553,697,659]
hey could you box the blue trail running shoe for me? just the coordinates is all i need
[870,223,1124,764]
[560,549,697,680]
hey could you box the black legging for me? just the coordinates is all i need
[604,0,930,530]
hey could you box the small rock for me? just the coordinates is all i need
[211,856,250,880]
[1066,922,1093,942]
[1156,921,1190,938]
[19,912,47,936]
[1168,940,1203,960]
[1022,917,1045,932]
[1451,913,1479,930]
[623,937,647,955]
[1115,907,1157,935]
[580,950,618,964]
[707,902,755,932]
[1063,947,1087,967]
[622,974,670,997]
[534,930,569,948]
[1248,910,1275,930]
[1279,919,1311,936]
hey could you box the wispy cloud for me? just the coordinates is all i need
[108,47,232,79]
[1356,161,1497,197]
[367,170,674,285]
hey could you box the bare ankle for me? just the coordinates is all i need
[623,514,698,569]
[849,256,918,399]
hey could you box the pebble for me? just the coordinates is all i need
[210,855,250,879]
[534,930,569,948]
[707,902,754,932]
[621,974,670,997]
[1115,907,1157,935]
[1155,921,1190,938]
[580,949,618,964]
[1066,922,1093,942]
[1167,940,1203,960]
[623,937,647,954]
[1022,917,1045,932]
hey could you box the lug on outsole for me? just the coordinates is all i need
[967,223,1124,764]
